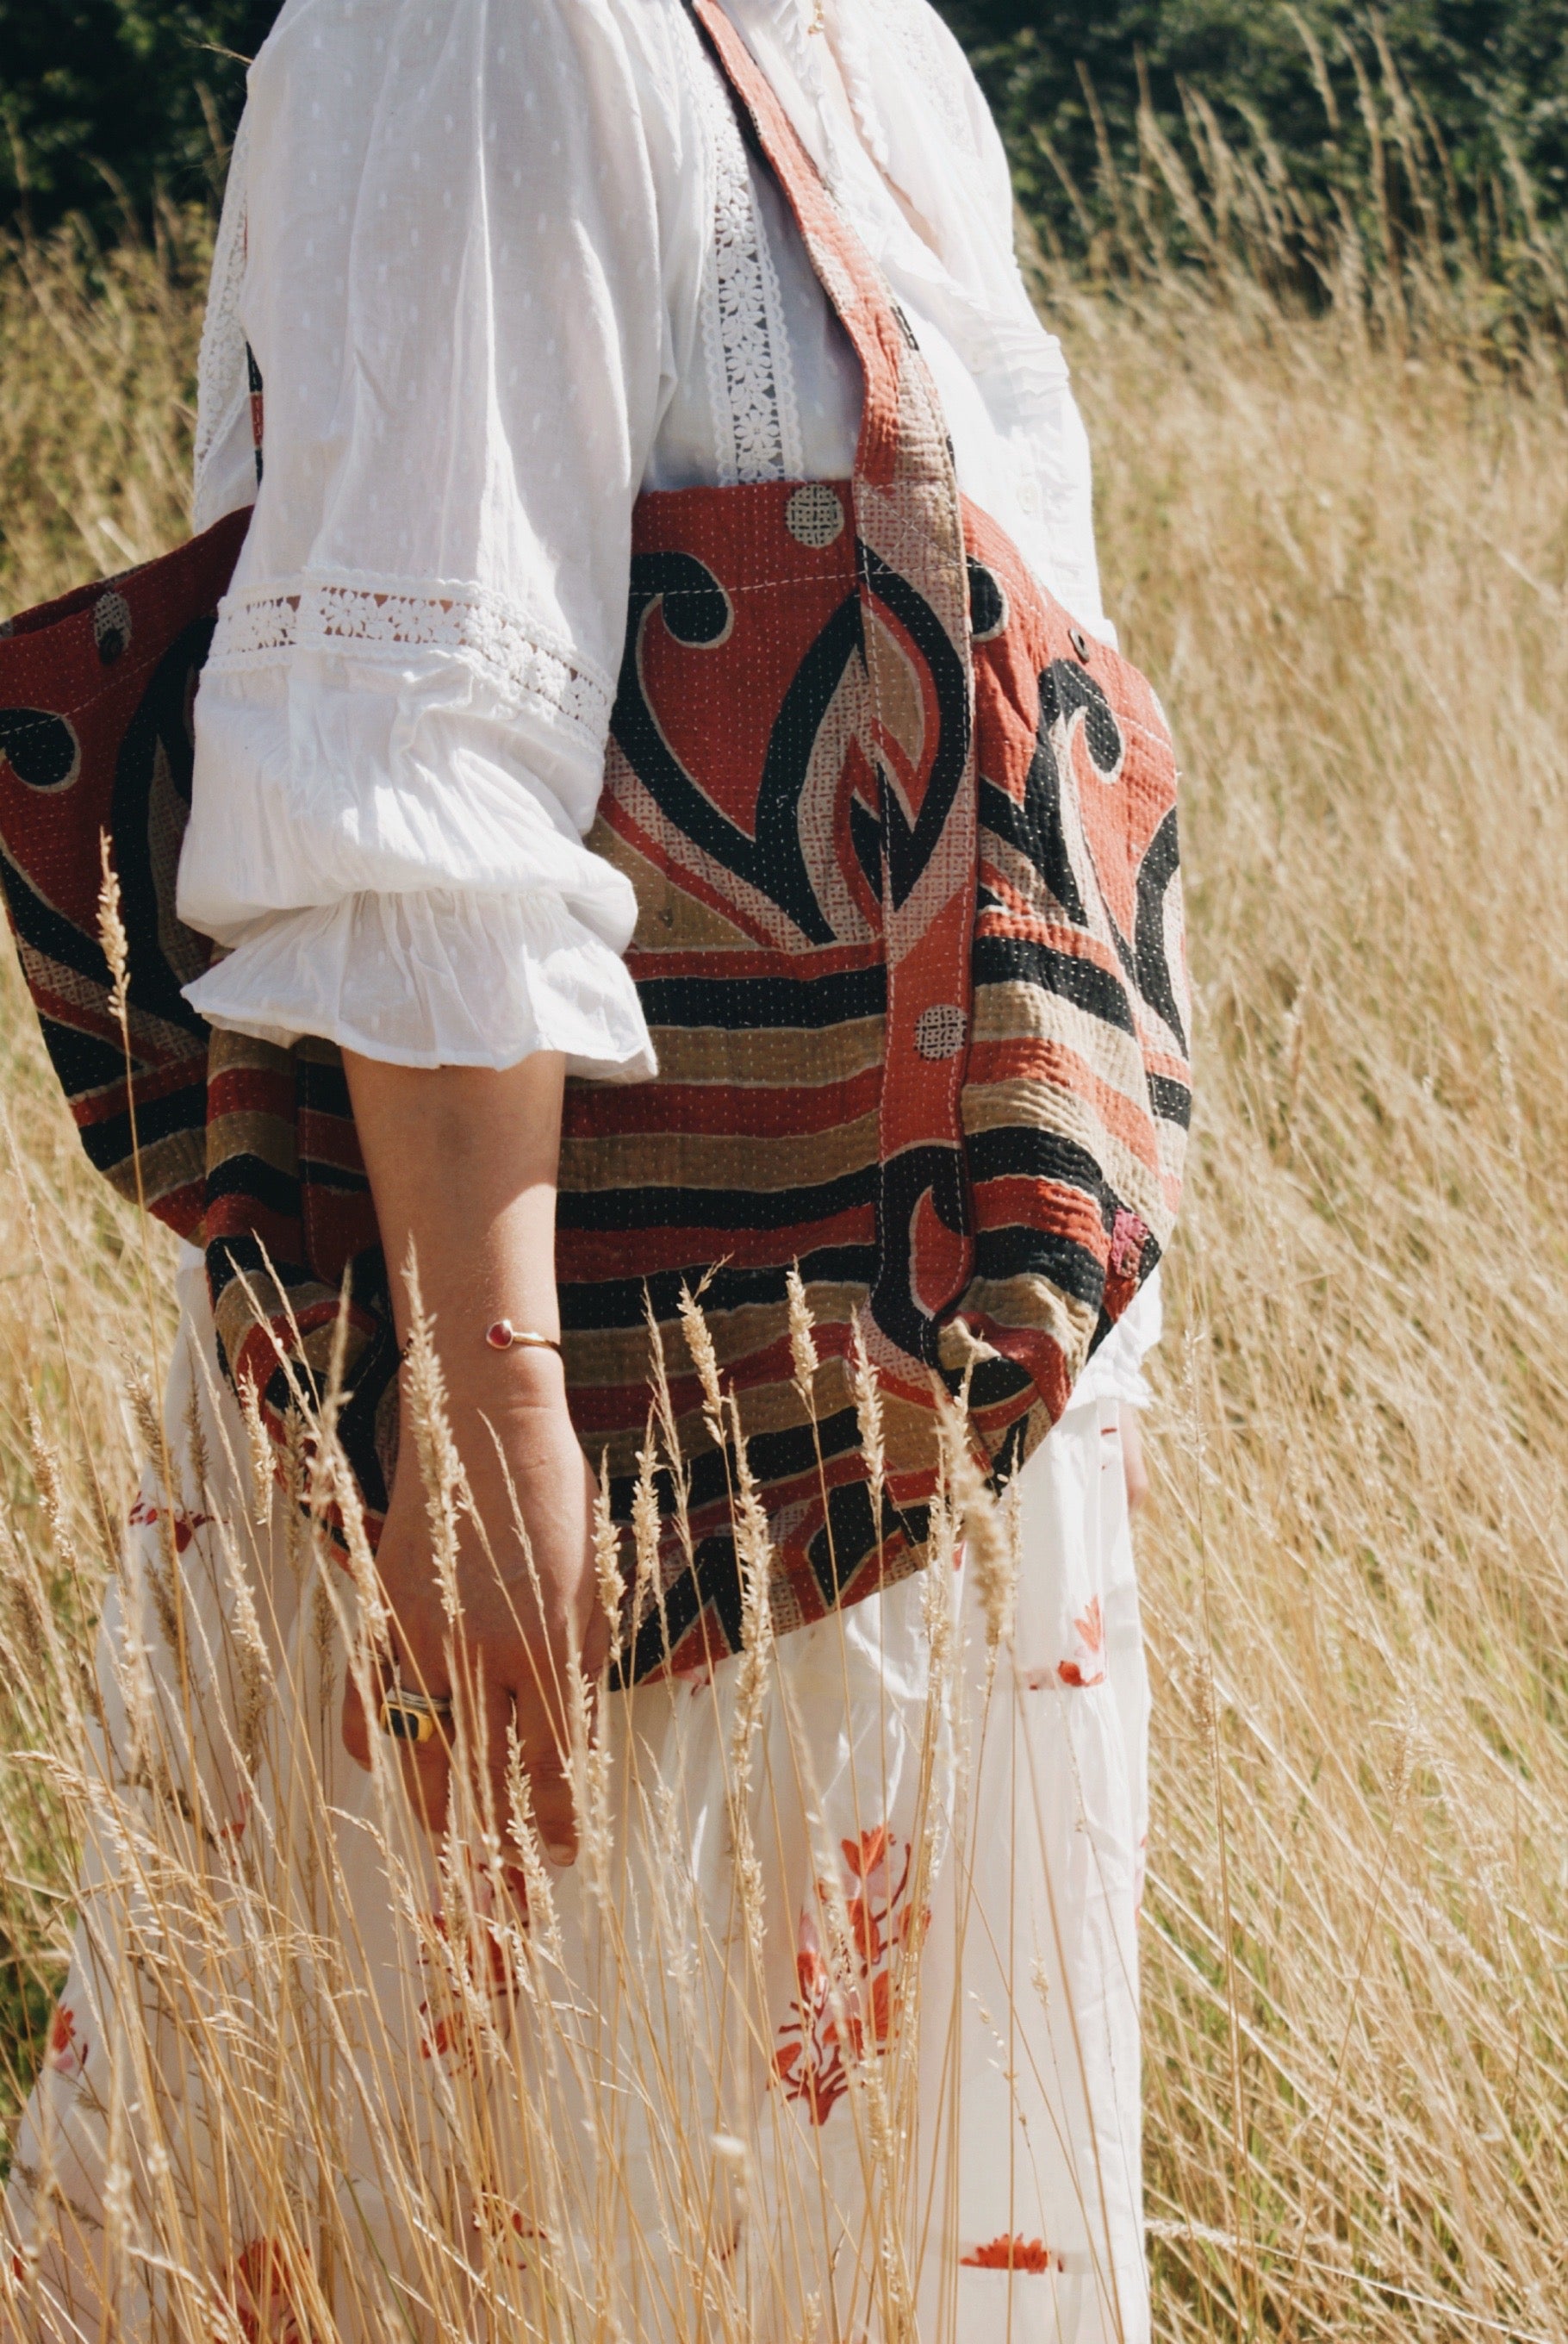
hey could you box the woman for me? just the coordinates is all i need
[3,1,1172,2336]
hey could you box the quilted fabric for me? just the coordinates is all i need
[554,0,1188,1675]
[0,514,246,1237]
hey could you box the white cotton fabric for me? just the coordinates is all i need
[5,1246,1154,2343]
[179,0,1110,1075]
[1076,1266,1164,1412]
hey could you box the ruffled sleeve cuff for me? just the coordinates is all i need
[183,887,656,1082]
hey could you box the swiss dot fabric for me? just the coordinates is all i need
[179,0,1111,1076]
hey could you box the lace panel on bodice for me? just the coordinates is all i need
[693,47,806,487]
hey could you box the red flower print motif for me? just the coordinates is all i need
[129,1496,216,1556]
[221,2237,311,2343]
[960,2235,1061,2273]
[772,1929,846,2123]
[772,1827,927,2125]
[46,2004,87,2080]
[844,1824,889,1879]
[471,2194,548,2272]
[215,1793,252,1845]
[1056,1595,1107,1689]
[417,1909,518,2069]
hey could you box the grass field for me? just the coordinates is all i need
[1,199,1566,2338]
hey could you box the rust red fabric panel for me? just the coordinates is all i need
[553,11,1186,1671]
[0,511,248,1240]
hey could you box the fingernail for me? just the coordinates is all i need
[544,1842,576,1867]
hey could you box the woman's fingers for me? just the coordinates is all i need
[397,1715,456,1842]
[375,1636,579,1867]
[419,1668,577,1867]
[456,1667,547,1868]
[514,1693,579,1867]
[338,1669,456,1838]
[349,1625,457,1841]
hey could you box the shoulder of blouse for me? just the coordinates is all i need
[233,0,703,330]
[216,0,711,642]
[246,0,695,134]
[843,0,1017,233]
[230,0,708,439]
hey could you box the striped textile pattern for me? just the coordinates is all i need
[0,514,403,1536]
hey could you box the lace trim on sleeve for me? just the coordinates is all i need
[193,109,253,520]
[208,574,614,744]
[694,47,805,487]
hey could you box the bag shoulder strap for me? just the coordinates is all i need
[688,0,981,1370]
[688,0,931,494]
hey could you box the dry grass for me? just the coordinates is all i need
[1,204,1565,2337]
[0,211,208,612]
[1069,279,1568,2334]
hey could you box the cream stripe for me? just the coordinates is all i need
[559,1111,878,1196]
[106,1129,205,1209]
[205,1108,298,1179]
[963,1074,1172,1238]
[971,974,1149,1096]
[640,1017,885,1088]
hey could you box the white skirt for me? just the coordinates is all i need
[4,1249,1153,2344]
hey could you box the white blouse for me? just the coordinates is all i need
[177,0,1111,1078]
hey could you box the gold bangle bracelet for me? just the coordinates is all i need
[484,1319,563,1355]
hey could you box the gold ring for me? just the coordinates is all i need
[378,1686,453,1745]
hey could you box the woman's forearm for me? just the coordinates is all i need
[341,1050,567,1359]
[339,1046,599,1862]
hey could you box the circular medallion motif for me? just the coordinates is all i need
[93,589,133,666]
[914,1003,967,1061]
[786,483,845,550]
[0,708,80,792]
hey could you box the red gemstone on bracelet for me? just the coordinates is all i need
[485,1318,516,1350]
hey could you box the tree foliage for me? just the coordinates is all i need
[5,0,1568,259]
[936,0,1568,258]
[0,3,275,227]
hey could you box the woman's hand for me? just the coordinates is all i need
[336,1050,602,1862]
[344,1357,603,1861]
